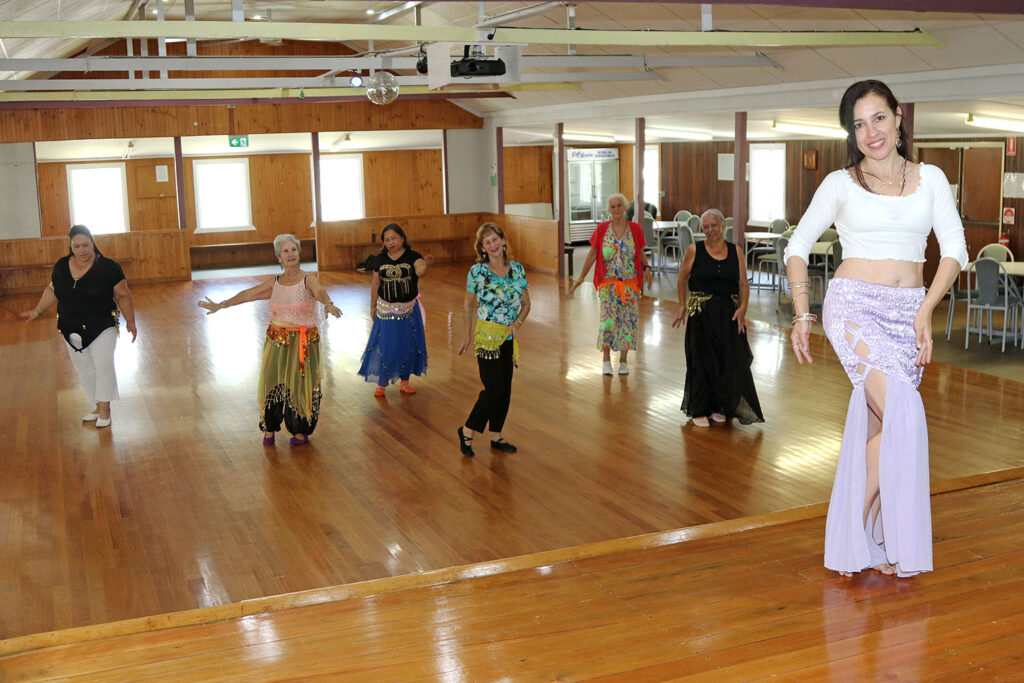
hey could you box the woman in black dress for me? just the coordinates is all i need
[21,224,137,428]
[671,209,764,427]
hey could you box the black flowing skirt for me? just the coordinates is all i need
[681,294,764,424]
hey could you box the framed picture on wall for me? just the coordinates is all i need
[802,150,818,170]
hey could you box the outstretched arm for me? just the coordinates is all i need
[305,274,342,318]
[198,276,275,314]
[414,255,434,277]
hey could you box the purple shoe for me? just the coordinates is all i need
[263,433,275,445]
[289,434,309,446]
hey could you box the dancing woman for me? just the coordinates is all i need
[457,223,531,457]
[199,234,341,445]
[672,209,763,427]
[21,225,137,428]
[358,223,432,396]
[785,80,967,577]
[569,193,652,375]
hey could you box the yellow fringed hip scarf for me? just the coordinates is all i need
[474,318,519,363]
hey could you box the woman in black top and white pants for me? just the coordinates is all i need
[22,225,137,428]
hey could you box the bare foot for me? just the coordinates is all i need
[710,413,726,423]
[692,416,710,428]
[872,563,896,575]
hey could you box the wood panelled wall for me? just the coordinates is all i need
[618,144,635,200]
[317,213,558,273]
[0,230,189,293]
[785,139,848,224]
[0,101,480,145]
[362,149,444,217]
[38,149,444,251]
[503,145,553,205]
[38,158,180,237]
[659,141,736,220]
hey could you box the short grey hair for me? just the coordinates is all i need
[606,192,628,209]
[700,208,726,225]
[273,233,301,258]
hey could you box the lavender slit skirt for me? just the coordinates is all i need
[821,278,932,577]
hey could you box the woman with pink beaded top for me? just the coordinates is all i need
[199,234,342,446]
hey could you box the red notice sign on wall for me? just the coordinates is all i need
[1003,207,1015,225]
[1009,137,1018,156]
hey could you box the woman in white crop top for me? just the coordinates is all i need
[785,80,967,579]
[199,234,342,446]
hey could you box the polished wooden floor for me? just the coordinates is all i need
[1,262,1023,671]
[2,471,1023,680]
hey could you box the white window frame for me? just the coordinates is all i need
[192,157,255,233]
[748,143,787,227]
[65,162,130,234]
[316,153,366,222]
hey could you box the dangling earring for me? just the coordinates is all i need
[896,138,902,148]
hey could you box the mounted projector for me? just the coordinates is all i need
[426,42,521,90]
[450,57,506,78]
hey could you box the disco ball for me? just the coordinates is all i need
[365,71,399,106]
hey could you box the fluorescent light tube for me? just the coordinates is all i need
[772,121,847,139]
[966,113,1024,134]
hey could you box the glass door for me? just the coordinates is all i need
[569,160,595,222]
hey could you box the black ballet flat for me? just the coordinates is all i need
[458,426,475,457]
[490,438,517,453]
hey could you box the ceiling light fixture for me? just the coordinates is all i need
[366,8,376,15]
[966,113,1024,134]
[771,121,847,139]
[349,74,364,87]
[646,127,713,141]
[122,141,135,159]
[330,134,352,151]
[563,132,617,143]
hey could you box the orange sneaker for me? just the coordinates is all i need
[373,386,386,397]
[399,381,416,394]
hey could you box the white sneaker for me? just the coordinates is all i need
[82,413,99,422]
[95,417,111,428]
[602,361,613,375]
[618,363,629,375]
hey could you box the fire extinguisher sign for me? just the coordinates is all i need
[1003,207,1015,225]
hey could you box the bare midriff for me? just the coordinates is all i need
[834,258,924,288]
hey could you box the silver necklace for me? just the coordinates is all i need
[862,158,907,195]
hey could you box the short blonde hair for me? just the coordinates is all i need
[474,222,513,264]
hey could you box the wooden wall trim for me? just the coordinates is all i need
[0,229,190,293]
[0,99,481,145]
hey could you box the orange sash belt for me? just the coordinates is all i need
[266,324,320,374]
[598,278,642,300]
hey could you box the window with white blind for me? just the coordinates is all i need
[193,158,254,232]
[66,163,130,234]
[748,143,787,226]
[319,154,366,221]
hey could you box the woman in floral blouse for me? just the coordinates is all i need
[457,222,531,457]
[569,192,652,375]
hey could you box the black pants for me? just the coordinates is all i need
[261,387,322,436]
[465,339,515,433]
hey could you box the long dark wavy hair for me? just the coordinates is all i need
[68,224,102,257]
[379,222,410,254]
[839,80,911,190]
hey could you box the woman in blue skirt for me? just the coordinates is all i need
[358,223,432,396]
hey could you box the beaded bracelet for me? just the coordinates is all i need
[789,281,810,289]
[792,313,817,324]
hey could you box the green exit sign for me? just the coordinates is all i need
[229,136,249,148]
